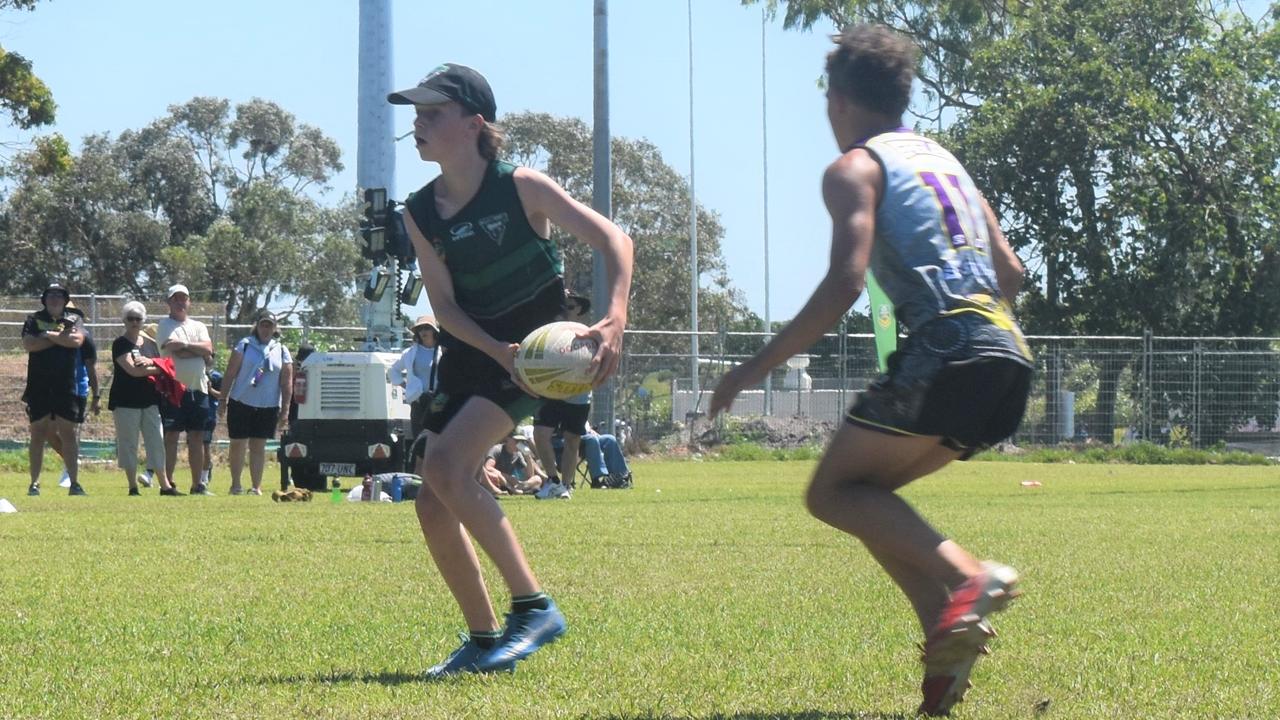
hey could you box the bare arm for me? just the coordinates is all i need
[23,334,54,352]
[514,167,634,383]
[278,363,294,416]
[219,349,244,411]
[709,151,880,419]
[46,325,85,349]
[981,197,1024,301]
[115,351,161,378]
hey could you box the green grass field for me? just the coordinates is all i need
[1,461,1277,720]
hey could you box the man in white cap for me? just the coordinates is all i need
[156,283,215,495]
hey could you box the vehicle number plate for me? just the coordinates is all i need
[319,463,357,476]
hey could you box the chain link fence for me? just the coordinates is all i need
[3,306,1278,453]
[604,330,1280,453]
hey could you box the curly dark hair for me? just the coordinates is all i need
[825,24,917,118]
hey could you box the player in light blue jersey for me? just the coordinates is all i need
[709,24,1031,717]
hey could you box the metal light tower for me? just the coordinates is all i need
[357,0,398,349]
[592,0,616,433]
[687,0,700,410]
[761,7,772,416]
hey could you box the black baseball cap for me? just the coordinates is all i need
[387,63,496,123]
[41,283,71,305]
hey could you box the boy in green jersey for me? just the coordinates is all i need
[389,64,633,678]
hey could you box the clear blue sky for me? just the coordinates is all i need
[7,1,1269,323]
[0,0,841,322]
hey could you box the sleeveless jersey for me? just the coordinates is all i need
[858,129,1032,365]
[404,160,565,346]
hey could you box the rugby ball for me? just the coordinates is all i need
[514,321,598,400]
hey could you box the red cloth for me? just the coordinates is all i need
[145,357,187,406]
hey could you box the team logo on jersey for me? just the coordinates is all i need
[450,222,475,241]
[478,213,509,245]
[877,304,894,330]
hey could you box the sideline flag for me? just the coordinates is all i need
[866,270,896,372]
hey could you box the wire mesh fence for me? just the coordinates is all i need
[603,330,1280,453]
[2,314,1278,453]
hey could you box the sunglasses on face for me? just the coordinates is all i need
[125,316,143,322]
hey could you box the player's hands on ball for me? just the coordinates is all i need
[583,316,624,385]
[499,342,539,396]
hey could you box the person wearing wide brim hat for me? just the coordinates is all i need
[393,314,442,441]
[22,282,88,496]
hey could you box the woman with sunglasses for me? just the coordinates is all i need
[109,301,182,496]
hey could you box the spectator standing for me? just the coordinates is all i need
[532,292,592,499]
[219,310,293,496]
[21,283,86,496]
[50,301,99,489]
[156,284,215,495]
[109,301,182,496]
[390,315,440,440]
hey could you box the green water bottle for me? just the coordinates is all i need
[330,477,342,503]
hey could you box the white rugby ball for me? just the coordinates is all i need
[514,321,598,400]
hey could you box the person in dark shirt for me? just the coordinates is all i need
[21,284,87,496]
[391,63,632,676]
[48,301,99,489]
[110,300,183,496]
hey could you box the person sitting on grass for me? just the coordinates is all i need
[481,433,547,496]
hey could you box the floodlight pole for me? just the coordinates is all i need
[688,0,701,410]
[591,0,616,432]
[761,7,773,416]
[357,0,398,349]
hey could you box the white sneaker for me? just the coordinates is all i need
[139,470,154,488]
[535,482,571,500]
[59,470,71,488]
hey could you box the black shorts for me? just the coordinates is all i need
[847,354,1032,459]
[422,345,542,437]
[23,386,84,424]
[161,390,210,433]
[226,398,280,440]
[534,400,590,436]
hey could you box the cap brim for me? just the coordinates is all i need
[388,86,453,106]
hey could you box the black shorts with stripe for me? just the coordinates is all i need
[847,352,1032,459]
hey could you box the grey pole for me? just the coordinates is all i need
[356,0,398,349]
[357,0,395,198]
[761,8,772,416]
[687,0,700,410]
[592,0,616,432]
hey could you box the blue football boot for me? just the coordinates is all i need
[474,600,567,671]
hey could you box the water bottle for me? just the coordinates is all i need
[390,475,403,502]
[250,364,265,387]
[330,477,342,503]
[361,472,372,501]
[371,476,383,502]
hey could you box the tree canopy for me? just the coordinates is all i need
[751,0,1280,336]
[0,97,365,325]
[503,111,753,337]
